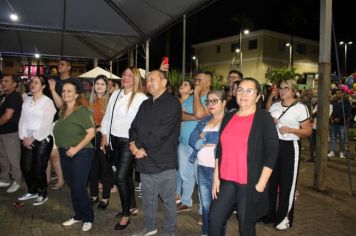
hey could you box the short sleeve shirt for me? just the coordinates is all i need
[53,106,95,148]
[179,95,207,145]
[269,101,310,140]
[0,91,23,134]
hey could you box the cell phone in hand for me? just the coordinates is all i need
[162,56,169,65]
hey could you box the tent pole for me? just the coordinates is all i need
[182,14,186,81]
[145,40,149,79]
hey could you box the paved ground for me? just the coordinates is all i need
[1,139,356,236]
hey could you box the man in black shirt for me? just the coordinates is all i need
[0,75,23,193]
[47,58,79,110]
[129,70,181,236]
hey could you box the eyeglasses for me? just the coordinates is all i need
[278,86,291,91]
[236,87,256,95]
[205,98,220,105]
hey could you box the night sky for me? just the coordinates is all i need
[137,0,356,76]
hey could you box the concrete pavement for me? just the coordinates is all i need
[0,139,356,235]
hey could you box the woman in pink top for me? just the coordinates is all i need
[209,78,279,236]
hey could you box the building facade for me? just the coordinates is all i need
[192,30,319,86]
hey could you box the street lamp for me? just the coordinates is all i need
[192,56,198,74]
[339,41,353,76]
[239,29,250,72]
[231,49,240,69]
[286,43,292,68]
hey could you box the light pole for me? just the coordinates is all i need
[192,56,198,74]
[339,41,353,76]
[239,29,250,72]
[231,48,240,69]
[286,43,292,68]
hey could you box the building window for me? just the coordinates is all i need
[248,39,258,50]
[278,40,286,51]
[216,45,221,53]
[296,44,306,54]
[231,42,240,52]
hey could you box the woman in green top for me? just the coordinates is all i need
[53,80,95,232]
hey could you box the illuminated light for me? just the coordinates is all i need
[10,13,18,21]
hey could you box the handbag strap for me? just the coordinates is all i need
[277,100,297,121]
[108,89,123,150]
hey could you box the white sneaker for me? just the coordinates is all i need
[276,217,290,230]
[135,183,142,192]
[82,222,92,232]
[327,151,335,158]
[33,196,48,206]
[340,152,345,159]
[62,218,81,226]
[18,193,38,201]
[133,228,158,236]
[7,182,20,193]
[0,181,11,187]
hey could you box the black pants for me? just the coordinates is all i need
[209,181,256,236]
[111,135,136,216]
[89,132,115,199]
[266,140,300,227]
[20,136,53,197]
[309,129,317,160]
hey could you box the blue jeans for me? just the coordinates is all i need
[59,148,94,223]
[176,153,182,197]
[178,143,197,207]
[329,125,345,153]
[198,165,214,235]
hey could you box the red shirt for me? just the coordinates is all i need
[220,113,255,184]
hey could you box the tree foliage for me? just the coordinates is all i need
[265,68,299,84]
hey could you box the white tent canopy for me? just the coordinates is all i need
[78,67,121,79]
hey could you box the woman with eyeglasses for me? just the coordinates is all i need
[265,78,311,231]
[188,90,226,236]
[100,67,147,231]
[209,78,279,236]
[18,76,56,206]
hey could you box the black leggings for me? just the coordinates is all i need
[111,135,136,216]
[89,132,115,199]
[20,136,53,197]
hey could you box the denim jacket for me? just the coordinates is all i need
[188,115,220,163]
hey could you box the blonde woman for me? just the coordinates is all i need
[88,75,115,209]
[266,78,311,230]
[101,67,147,230]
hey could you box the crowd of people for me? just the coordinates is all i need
[0,57,352,235]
